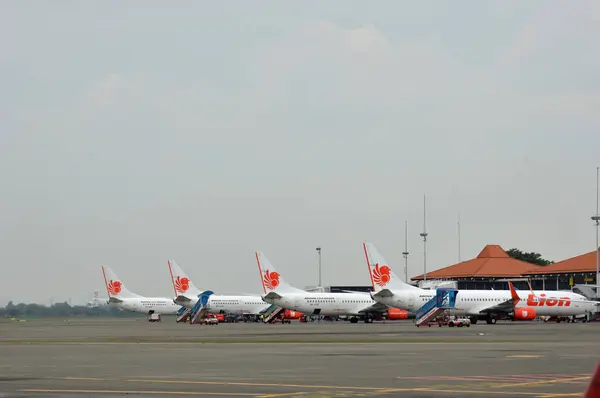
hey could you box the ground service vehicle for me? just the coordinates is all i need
[202,315,219,325]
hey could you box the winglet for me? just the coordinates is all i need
[508,282,521,305]
[584,361,600,398]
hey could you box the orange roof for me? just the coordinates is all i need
[411,245,542,280]
[523,247,600,275]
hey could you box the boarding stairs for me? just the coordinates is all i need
[415,287,457,326]
[176,307,192,323]
[188,291,214,324]
[260,304,285,323]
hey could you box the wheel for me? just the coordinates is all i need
[428,324,431,327]
[439,323,442,327]
[466,323,470,327]
[449,322,454,327]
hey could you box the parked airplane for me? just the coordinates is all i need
[255,251,404,323]
[362,242,599,324]
[167,260,271,315]
[101,265,181,315]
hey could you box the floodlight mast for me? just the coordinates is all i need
[593,167,600,298]
[316,246,322,289]
[420,194,428,281]
[458,212,462,263]
[402,221,409,282]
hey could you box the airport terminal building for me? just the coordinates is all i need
[411,245,600,294]
[411,245,536,291]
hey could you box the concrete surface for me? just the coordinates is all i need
[0,318,598,397]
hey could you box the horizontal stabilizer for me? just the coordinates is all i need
[263,291,282,301]
[108,297,123,304]
[372,289,394,299]
[175,295,192,303]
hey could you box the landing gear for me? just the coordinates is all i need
[364,314,374,324]
[469,317,478,324]
[485,315,497,324]
[350,317,359,324]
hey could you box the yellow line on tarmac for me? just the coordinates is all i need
[125,379,385,391]
[255,393,308,398]
[413,388,562,396]
[20,389,255,396]
[492,376,590,388]
[535,393,585,397]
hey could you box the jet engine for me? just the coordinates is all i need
[386,308,409,320]
[514,308,536,321]
[283,309,302,319]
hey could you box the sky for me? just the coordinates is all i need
[1,1,599,305]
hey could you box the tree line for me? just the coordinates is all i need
[0,302,143,318]
[506,248,554,266]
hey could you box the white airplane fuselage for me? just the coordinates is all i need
[175,295,270,315]
[264,292,379,316]
[110,297,181,315]
[376,289,595,317]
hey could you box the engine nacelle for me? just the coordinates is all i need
[514,307,536,321]
[283,310,302,319]
[387,308,409,320]
[214,313,225,322]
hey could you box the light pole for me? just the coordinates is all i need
[402,221,409,282]
[457,212,462,263]
[592,167,600,298]
[316,246,322,289]
[420,194,428,281]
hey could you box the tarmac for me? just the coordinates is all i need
[1,317,598,397]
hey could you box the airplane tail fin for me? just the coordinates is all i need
[362,241,419,292]
[167,260,202,298]
[101,265,141,299]
[255,251,303,294]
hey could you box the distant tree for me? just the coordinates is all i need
[507,248,554,266]
[1,301,144,318]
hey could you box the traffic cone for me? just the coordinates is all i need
[584,362,600,398]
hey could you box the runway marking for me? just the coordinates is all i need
[125,379,387,391]
[255,393,308,397]
[492,376,590,388]
[62,377,108,381]
[505,355,544,358]
[20,389,256,396]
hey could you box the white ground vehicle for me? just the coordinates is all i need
[201,315,219,325]
[448,317,471,327]
[148,313,161,322]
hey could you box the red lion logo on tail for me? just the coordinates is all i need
[263,270,280,290]
[108,280,122,295]
[372,263,391,287]
[174,276,190,293]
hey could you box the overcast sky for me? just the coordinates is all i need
[1,1,599,305]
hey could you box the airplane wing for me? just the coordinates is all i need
[339,290,372,295]
[475,282,521,315]
[477,300,518,314]
[357,301,390,314]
